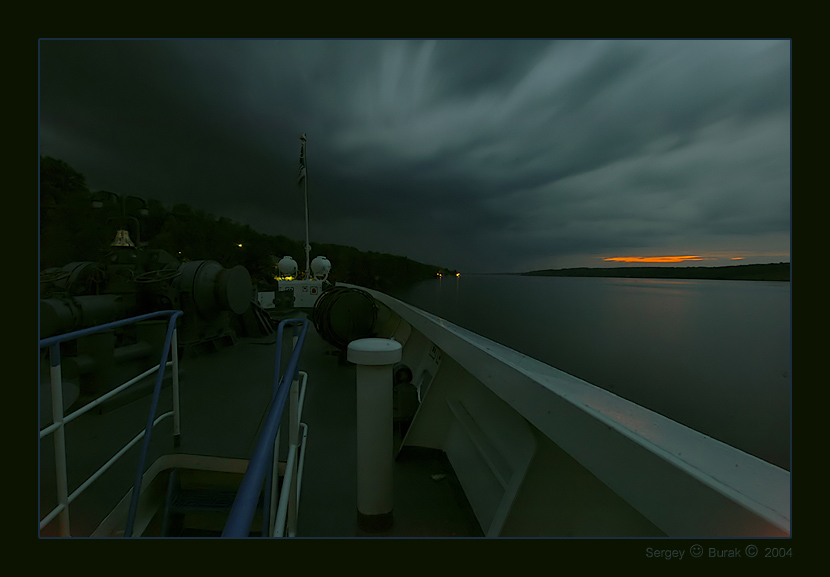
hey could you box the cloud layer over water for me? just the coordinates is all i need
[39,39,790,272]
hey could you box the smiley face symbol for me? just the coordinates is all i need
[690,544,704,558]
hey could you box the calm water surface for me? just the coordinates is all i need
[391,275,791,470]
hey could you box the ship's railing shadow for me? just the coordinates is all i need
[39,310,183,537]
[222,318,309,538]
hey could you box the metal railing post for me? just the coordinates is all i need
[296,422,308,515]
[39,310,183,537]
[287,455,298,536]
[273,443,296,537]
[123,312,182,537]
[265,319,303,537]
[171,329,181,447]
[49,343,71,537]
[223,319,308,538]
[263,319,295,537]
[288,330,300,535]
[269,430,281,536]
[290,368,299,446]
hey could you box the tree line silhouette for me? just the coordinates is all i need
[39,156,451,291]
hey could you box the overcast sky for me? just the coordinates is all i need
[38,39,790,273]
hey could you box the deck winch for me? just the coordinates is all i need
[41,247,253,343]
[40,234,261,401]
[310,286,377,350]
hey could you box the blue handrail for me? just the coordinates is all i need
[38,310,182,349]
[262,319,306,537]
[39,310,183,538]
[122,312,183,536]
[222,318,309,537]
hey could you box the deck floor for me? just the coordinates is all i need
[39,308,482,537]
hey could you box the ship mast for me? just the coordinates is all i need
[299,133,311,278]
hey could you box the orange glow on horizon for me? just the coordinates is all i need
[604,255,705,263]
[731,257,744,260]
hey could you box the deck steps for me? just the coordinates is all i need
[158,468,270,537]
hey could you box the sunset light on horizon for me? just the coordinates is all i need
[604,256,708,264]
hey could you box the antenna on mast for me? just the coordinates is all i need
[299,133,311,279]
[277,133,330,310]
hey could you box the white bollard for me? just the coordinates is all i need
[347,338,402,533]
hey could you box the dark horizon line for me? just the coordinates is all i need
[455,261,791,278]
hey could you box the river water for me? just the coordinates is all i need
[390,274,791,470]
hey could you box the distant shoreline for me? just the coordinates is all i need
[517,262,790,282]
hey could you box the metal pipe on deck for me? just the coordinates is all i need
[348,338,402,533]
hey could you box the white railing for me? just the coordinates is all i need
[361,286,790,537]
[268,371,308,537]
[39,311,182,537]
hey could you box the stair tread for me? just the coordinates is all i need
[170,488,266,512]
[172,489,238,511]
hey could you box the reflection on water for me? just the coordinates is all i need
[608,278,699,295]
[391,275,791,470]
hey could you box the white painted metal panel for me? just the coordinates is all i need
[358,286,790,537]
[257,291,275,310]
[445,386,535,536]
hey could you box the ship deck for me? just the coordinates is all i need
[39,307,482,537]
[39,294,790,538]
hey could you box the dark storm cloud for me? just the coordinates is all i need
[39,39,790,272]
